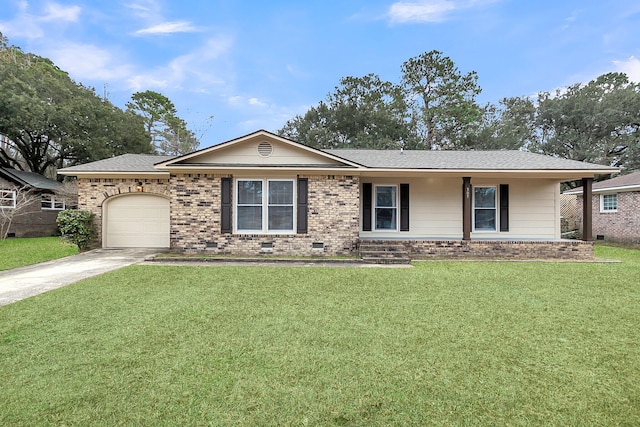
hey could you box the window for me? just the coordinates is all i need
[601,193,618,212]
[41,195,65,210]
[474,186,497,231]
[1,190,16,209]
[236,179,294,232]
[375,185,397,231]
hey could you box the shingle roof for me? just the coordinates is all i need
[0,167,61,191]
[326,149,617,170]
[565,170,640,194]
[58,154,174,172]
[58,150,617,174]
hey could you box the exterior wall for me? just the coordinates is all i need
[194,139,342,166]
[77,178,171,244]
[577,192,640,244]
[170,173,360,256]
[365,239,594,260]
[360,177,560,240]
[0,176,59,238]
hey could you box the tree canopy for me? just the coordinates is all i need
[126,90,199,155]
[280,51,640,172]
[0,33,152,177]
[279,50,482,150]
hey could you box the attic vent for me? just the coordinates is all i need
[257,142,273,157]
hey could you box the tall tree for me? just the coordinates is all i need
[279,74,417,149]
[401,50,482,149]
[0,34,152,176]
[532,73,640,169]
[126,90,199,155]
[461,96,537,150]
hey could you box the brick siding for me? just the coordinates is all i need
[364,239,594,260]
[170,174,360,256]
[0,176,59,238]
[576,192,640,244]
[77,178,170,243]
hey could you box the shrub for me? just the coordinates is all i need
[56,210,96,251]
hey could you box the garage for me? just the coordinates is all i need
[103,194,170,248]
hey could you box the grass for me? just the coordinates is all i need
[0,236,78,271]
[0,244,639,425]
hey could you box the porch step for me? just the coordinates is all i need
[359,242,411,264]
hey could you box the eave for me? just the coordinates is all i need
[57,171,170,179]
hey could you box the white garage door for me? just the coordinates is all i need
[104,194,170,248]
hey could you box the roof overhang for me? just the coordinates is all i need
[57,171,170,179]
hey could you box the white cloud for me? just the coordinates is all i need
[134,21,199,35]
[41,3,81,22]
[388,0,456,23]
[48,42,134,82]
[387,0,500,24]
[0,1,81,39]
[613,56,640,82]
[127,35,233,92]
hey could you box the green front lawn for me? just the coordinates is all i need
[0,237,78,271]
[0,245,639,425]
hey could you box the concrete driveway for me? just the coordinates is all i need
[0,248,160,307]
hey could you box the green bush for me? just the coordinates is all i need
[56,210,96,251]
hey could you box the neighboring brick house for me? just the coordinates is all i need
[0,167,66,238]
[565,170,640,244]
[58,130,617,260]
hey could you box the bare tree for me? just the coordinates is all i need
[0,185,41,239]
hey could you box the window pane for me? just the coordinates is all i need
[474,187,496,208]
[376,208,397,230]
[603,194,617,211]
[237,206,262,230]
[268,181,293,205]
[376,186,396,207]
[238,181,262,204]
[475,209,496,231]
[268,206,294,230]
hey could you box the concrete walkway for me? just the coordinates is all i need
[0,248,159,307]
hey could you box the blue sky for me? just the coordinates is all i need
[1,0,639,148]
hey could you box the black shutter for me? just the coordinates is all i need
[221,177,232,234]
[499,184,509,232]
[363,183,372,231]
[400,183,410,231]
[297,178,308,234]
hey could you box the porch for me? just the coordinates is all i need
[358,238,594,263]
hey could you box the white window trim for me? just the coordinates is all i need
[234,178,296,234]
[41,194,66,211]
[473,185,498,232]
[374,184,398,232]
[600,193,618,213]
[1,189,16,209]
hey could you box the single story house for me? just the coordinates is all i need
[58,130,617,260]
[564,170,640,244]
[0,167,66,238]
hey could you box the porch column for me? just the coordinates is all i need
[582,177,593,241]
[462,177,471,240]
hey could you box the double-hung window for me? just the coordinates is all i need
[236,179,294,233]
[601,193,618,212]
[473,186,497,231]
[375,185,397,231]
[1,190,16,209]
[41,195,65,210]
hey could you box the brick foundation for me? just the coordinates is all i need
[362,239,595,260]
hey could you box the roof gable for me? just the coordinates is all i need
[155,130,362,170]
